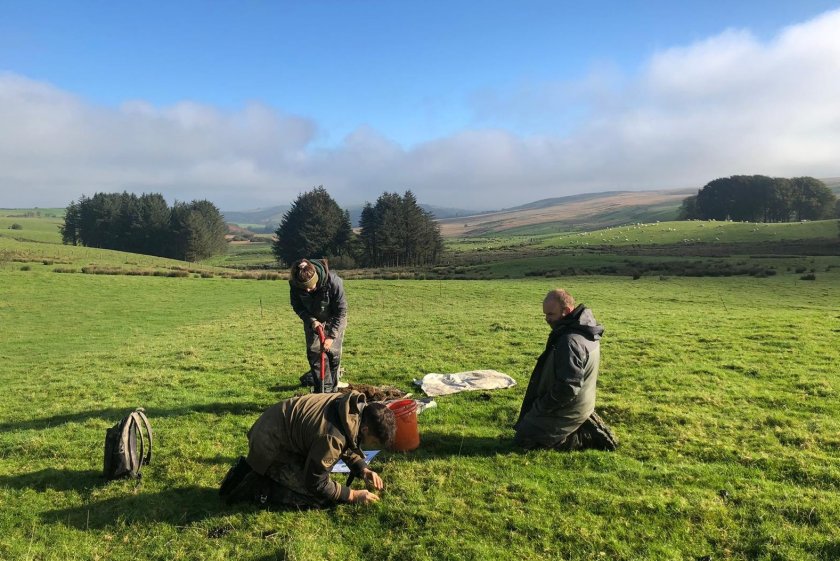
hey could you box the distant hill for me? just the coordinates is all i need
[822,177,840,194]
[221,177,839,237]
[223,203,479,230]
[221,206,290,231]
[437,189,695,237]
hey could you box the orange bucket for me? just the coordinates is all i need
[387,399,420,451]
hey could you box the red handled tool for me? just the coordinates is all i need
[315,323,327,392]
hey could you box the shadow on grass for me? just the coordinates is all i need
[268,383,304,393]
[0,402,266,432]
[42,486,222,529]
[0,468,103,493]
[402,430,519,459]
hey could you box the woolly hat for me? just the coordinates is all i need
[291,259,318,289]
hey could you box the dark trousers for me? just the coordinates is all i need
[220,457,327,509]
[304,323,344,393]
[515,411,618,452]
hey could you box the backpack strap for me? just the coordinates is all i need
[131,408,153,466]
[119,414,139,475]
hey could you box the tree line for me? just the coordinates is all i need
[272,186,443,267]
[679,175,838,222]
[61,192,227,261]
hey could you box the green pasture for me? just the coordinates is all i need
[536,219,839,249]
[451,253,838,280]
[0,213,64,244]
[445,235,554,253]
[0,236,227,277]
[202,242,276,269]
[1,244,839,560]
[0,208,64,218]
[493,204,682,237]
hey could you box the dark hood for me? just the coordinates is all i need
[550,304,604,341]
[335,391,365,453]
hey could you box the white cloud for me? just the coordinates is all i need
[2,8,840,211]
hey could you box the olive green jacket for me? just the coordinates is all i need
[514,305,604,448]
[246,392,368,502]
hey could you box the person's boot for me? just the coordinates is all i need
[299,370,315,387]
[553,430,585,451]
[219,457,253,501]
[220,460,275,505]
[585,411,618,451]
[335,366,349,389]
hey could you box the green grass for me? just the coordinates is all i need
[495,203,682,236]
[0,214,64,244]
[1,237,839,560]
[535,219,840,249]
[0,208,64,218]
[201,242,277,269]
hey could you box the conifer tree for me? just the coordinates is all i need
[272,186,353,265]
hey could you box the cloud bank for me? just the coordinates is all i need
[1,9,839,210]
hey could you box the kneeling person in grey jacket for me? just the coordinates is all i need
[221,391,396,507]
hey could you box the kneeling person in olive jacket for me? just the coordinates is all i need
[514,288,617,451]
[221,392,396,507]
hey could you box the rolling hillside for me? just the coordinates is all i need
[438,189,694,237]
[223,203,478,230]
[162,176,840,236]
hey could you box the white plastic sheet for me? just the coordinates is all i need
[414,370,517,397]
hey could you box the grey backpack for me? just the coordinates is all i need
[103,408,153,480]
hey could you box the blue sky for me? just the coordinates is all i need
[2,1,840,210]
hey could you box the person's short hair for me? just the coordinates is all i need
[290,259,317,289]
[361,402,397,450]
[545,288,575,309]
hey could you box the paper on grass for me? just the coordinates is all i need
[331,450,380,473]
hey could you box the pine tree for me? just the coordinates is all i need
[358,190,443,267]
[272,186,352,265]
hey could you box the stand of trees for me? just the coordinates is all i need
[61,192,227,261]
[679,175,837,222]
[272,186,354,266]
[358,191,443,267]
[272,186,443,268]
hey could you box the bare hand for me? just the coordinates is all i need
[311,320,322,331]
[350,489,380,505]
[362,468,384,491]
[324,337,334,351]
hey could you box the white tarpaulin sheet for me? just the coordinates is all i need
[414,370,517,397]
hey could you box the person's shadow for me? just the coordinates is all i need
[0,468,102,494]
[42,483,222,530]
[399,430,518,460]
[0,401,266,433]
[0,468,226,530]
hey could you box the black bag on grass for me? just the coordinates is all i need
[103,408,153,480]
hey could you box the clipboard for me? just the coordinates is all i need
[331,450,380,473]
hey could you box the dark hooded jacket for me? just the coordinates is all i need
[514,305,604,447]
[246,392,368,503]
[289,259,348,339]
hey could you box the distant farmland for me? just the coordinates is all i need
[437,189,693,237]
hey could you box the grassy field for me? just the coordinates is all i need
[535,220,840,248]
[0,210,64,244]
[202,241,276,269]
[1,228,839,560]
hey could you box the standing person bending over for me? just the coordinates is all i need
[514,288,618,451]
[289,258,347,393]
[220,391,396,508]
